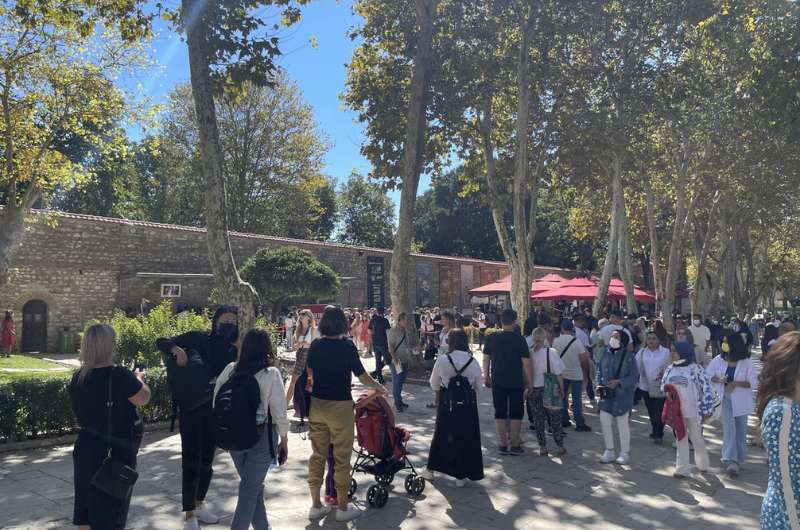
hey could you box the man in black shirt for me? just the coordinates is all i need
[483,309,532,456]
[368,307,391,384]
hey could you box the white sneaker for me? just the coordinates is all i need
[183,517,201,530]
[194,503,220,524]
[600,449,616,464]
[616,452,630,465]
[455,479,466,487]
[308,505,333,520]
[336,506,363,522]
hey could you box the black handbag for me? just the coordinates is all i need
[90,369,139,500]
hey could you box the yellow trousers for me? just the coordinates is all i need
[307,397,354,495]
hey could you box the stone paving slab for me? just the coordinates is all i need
[0,354,766,529]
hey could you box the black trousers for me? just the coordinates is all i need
[373,344,388,382]
[179,402,216,512]
[73,432,140,530]
[642,391,666,438]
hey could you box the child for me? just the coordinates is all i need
[662,341,716,478]
[527,327,567,456]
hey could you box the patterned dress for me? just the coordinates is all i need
[762,396,800,529]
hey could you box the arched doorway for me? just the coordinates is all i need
[22,300,48,352]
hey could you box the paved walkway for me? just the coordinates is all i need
[0,355,766,530]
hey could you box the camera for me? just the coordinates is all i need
[597,386,616,400]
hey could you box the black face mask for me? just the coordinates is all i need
[218,323,239,343]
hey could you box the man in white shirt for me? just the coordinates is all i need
[688,313,711,366]
[553,320,591,432]
[573,315,595,404]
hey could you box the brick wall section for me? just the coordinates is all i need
[0,210,577,352]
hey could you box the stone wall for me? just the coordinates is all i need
[5,211,585,352]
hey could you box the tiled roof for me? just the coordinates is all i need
[29,208,576,272]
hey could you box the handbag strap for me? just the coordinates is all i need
[559,337,577,358]
[613,350,627,380]
[105,369,114,458]
[780,398,800,530]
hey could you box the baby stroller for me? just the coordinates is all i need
[349,390,426,508]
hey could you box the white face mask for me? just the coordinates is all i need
[693,319,701,326]
[609,337,621,350]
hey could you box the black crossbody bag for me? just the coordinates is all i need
[91,369,139,499]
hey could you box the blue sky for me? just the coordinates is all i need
[124,0,426,210]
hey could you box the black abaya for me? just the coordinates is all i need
[426,389,484,481]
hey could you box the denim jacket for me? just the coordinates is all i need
[597,347,639,417]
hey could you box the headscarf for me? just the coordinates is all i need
[609,327,630,351]
[673,341,696,366]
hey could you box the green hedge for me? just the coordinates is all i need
[0,368,172,442]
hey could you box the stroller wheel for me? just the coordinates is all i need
[406,475,425,496]
[367,484,389,508]
[376,472,394,485]
[348,478,358,498]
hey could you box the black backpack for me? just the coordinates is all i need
[443,355,476,411]
[213,371,273,453]
[165,349,213,412]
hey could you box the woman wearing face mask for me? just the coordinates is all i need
[596,330,639,465]
[706,332,758,477]
[635,332,671,445]
[156,306,240,530]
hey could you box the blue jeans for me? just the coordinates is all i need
[721,393,748,465]
[389,361,407,408]
[229,426,277,530]
[562,379,586,427]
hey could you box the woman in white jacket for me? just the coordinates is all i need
[706,332,759,477]
[213,329,289,530]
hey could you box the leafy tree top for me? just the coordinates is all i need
[240,246,341,305]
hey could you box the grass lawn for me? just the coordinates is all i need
[0,355,71,383]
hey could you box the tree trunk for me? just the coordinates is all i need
[690,195,719,318]
[720,203,738,317]
[662,163,690,331]
[593,155,622,316]
[643,175,662,309]
[389,0,437,348]
[616,192,636,314]
[0,204,26,288]
[182,0,258,331]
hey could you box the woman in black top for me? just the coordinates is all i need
[306,306,385,523]
[70,324,151,530]
[155,305,239,530]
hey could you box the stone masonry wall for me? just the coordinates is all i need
[1,211,551,352]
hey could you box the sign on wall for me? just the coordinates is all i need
[416,262,433,308]
[460,264,475,308]
[366,257,385,309]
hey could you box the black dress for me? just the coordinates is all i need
[69,366,143,530]
[427,388,484,481]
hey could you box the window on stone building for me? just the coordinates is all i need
[160,284,182,298]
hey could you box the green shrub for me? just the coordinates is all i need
[0,367,172,442]
[109,301,211,368]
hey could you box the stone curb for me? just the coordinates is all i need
[0,421,172,454]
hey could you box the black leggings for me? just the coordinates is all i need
[492,386,524,420]
[179,402,216,512]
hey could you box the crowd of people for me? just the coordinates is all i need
[66,300,800,530]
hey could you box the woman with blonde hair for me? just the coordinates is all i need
[758,331,800,528]
[69,324,151,530]
[351,312,364,352]
[527,327,566,456]
[287,310,320,406]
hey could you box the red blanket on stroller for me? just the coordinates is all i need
[662,383,687,441]
[355,392,410,461]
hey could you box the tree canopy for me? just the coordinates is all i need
[240,246,341,316]
[336,172,395,249]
